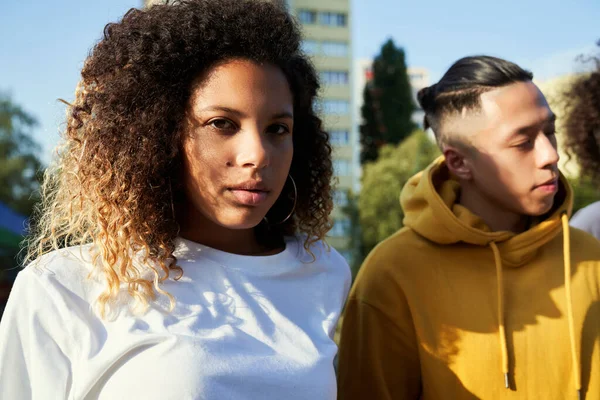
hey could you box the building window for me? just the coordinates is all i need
[330,130,349,146]
[312,98,322,114]
[298,9,317,24]
[302,40,319,55]
[333,190,349,207]
[320,70,349,85]
[323,100,350,115]
[330,217,351,237]
[333,159,350,176]
[319,12,347,27]
[321,41,349,57]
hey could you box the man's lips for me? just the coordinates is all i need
[534,178,558,193]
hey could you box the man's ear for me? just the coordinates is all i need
[443,145,473,180]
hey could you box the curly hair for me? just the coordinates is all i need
[26,0,333,316]
[563,42,600,186]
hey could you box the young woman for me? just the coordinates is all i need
[0,1,350,398]
[565,44,600,239]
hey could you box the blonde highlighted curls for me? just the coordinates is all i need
[26,87,183,317]
[25,0,334,317]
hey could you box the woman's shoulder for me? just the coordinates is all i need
[19,244,102,304]
[297,237,352,311]
[572,201,600,220]
[571,201,600,240]
[2,246,103,371]
[293,236,351,279]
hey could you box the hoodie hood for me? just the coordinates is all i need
[401,156,573,267]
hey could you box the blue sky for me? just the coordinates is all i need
[353,0,599,81]
[1,0,598,160]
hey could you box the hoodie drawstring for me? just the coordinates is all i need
[490,216,581,398]
[489,242,510,389]
[561,213,582,399]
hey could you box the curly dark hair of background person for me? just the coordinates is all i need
[27,0,333,315]
[563,41,600,186]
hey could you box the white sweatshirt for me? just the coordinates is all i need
[0,236,351,400]
[571,200,600,240]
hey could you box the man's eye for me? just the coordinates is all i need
[516,139,533,149]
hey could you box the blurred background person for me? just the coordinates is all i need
[563,42,600,239]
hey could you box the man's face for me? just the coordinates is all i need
[459,81,560,217]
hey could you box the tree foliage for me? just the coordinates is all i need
[341,192,365,279]
[0,93,43,216]
[569,176,600,214]
[360,39,416,164]
[358,130,439,257]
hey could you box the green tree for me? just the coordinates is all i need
[360,39,416,164]
[359,86,381,164]
[341,192,365,279]
[359,130,439,257]
[0,93,43,216]
[569,176,600,214]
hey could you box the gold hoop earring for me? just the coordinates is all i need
[264,174,297,225]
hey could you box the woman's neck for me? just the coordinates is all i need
[177,203,282,256]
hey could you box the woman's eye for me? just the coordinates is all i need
[210,119,235,131]
[267,124,290,135]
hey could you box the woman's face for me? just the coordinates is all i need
[181,59,294,231]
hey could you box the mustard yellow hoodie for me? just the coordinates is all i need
[338,158,600,400]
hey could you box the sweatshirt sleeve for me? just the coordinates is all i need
[336,244,421,400]
[0,268,75,399]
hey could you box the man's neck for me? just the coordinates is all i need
[459,183,529,233]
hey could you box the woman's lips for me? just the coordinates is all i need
[229,189,269,205]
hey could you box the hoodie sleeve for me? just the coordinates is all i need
[0,268,75,399]
[337,244,421,400]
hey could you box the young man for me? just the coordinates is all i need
[337,56,600,399]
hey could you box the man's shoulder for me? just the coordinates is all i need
[365,226,444,267]
[354,227,438,291]
[373,226,427,254]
